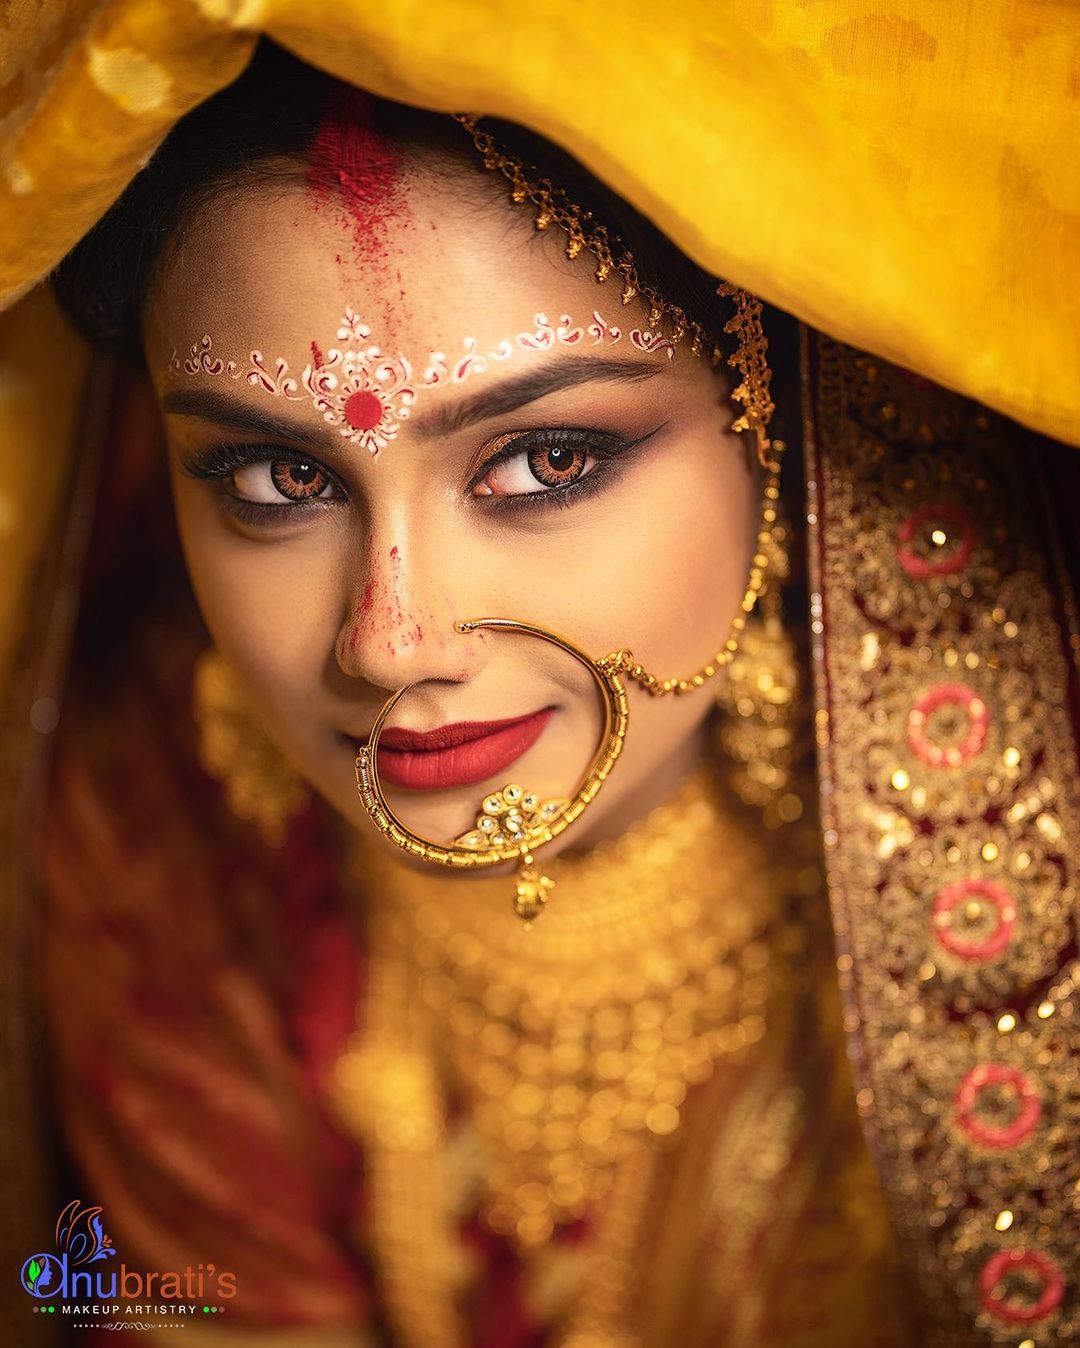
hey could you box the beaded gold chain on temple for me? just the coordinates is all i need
[453,113,777,472]
[452,111,784,697]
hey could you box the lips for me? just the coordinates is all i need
[370,709,555,791]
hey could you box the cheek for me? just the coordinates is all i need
[651,448,755,647]
[562,430,756,665]
[170,479,345,717]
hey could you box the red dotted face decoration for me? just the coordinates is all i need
[167,308,682,458]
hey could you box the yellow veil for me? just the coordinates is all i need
[2,1,1078,725]
[2,2,1079,711]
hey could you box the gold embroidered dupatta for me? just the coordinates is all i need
[803,332,1080,1345]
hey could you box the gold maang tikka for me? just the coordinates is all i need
[354,116,784,925]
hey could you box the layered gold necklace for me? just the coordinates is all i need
[327,759,810,1348]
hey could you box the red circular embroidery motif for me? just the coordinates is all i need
[932,878,1016,962]
[954,1064,1041,1148]
[897,502,975,579]
[907,682,989,767]
[979,1248,1065,1323]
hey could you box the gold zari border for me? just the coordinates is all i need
[804,330,1080,1345]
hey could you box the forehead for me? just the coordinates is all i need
[145,165,613,368]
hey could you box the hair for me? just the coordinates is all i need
[51,39,752,372]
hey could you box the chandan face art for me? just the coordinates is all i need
[144,124,763,874]
[166,306,681,457]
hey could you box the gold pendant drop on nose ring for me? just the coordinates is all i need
[353,617,629,925]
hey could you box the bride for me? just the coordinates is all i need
[3,18,1077,1348]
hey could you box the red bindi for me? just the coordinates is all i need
[344,389,384,430]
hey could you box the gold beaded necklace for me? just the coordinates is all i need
[327,756,810,1348]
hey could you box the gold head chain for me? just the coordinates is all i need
[455,113,785,699]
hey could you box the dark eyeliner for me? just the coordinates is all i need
[178,442,347,523]
[179,441,342,485]
[468,423,665,513]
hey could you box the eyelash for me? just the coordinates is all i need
[180,426,653,527]
[181,443,345,527]
[467,427,650,514]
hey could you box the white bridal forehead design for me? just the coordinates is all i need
[165,306,681,457]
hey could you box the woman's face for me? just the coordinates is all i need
[143,141,759,860]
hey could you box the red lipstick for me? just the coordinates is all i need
[374,709,554,791]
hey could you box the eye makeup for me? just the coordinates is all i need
[177,420,666,527]
[466,425,664,514]
[180,442,349,528]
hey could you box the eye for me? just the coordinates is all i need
[474,438,598,497]
[232,459,339,504]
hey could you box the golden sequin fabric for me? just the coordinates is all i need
[327,752,912,1347]
[804,331,1080,1345]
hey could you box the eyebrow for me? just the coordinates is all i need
[160,388,330,448]
[411,356,667,437]
[159,354,666,446]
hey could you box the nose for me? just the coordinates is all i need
[334,533,486,692]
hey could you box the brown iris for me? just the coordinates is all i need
[270,460,330,501]
[528,444,588,487]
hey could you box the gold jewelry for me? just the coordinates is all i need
[716,281,777,459]
[353,443,787,921]
[356,618,630,926]
[713,515,801,825]
[455,114,777,467]
[330,759,798,1347]
[192,647,308,846]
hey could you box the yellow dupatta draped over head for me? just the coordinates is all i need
[1,2,1078,689]
[3,2,1080,432]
